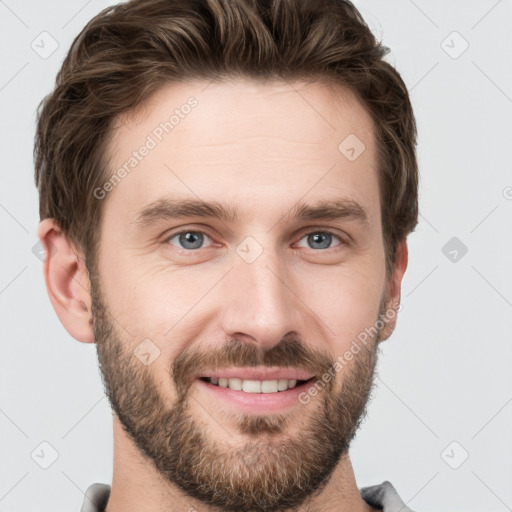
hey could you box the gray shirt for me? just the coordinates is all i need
[80,481,415,511]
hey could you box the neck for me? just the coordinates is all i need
[105,417,377,512]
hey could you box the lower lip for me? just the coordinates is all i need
[195,378,313,413]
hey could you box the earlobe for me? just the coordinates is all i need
[379,239,409,342]
[37,219,95,344]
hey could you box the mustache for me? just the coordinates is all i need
[171,336,335,401]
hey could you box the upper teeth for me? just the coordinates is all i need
[209,377,298,393]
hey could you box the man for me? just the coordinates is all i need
[34,0,419,510]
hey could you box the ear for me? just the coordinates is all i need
[37,218,95,343]
[379,238,408,342]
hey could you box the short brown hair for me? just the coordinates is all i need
[34,0,418,278]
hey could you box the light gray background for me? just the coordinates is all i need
[1,1,511,510]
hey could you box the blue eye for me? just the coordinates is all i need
[167,230,213,250]
[166,229,344,252]
[296,231,343,250]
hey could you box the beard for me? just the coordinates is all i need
[91,272,384,512]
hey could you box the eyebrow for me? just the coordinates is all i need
[134,197,369,229]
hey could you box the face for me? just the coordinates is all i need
[91,79,392,511]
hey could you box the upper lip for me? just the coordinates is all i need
[195,367,315,381]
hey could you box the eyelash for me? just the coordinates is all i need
[165,228,348,252]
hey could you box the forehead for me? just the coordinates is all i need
[102,78,380,228]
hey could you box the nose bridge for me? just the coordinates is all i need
[219,236,298,349]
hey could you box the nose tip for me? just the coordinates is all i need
[218,257,298,352]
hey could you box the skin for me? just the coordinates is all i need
[38,78,408,512]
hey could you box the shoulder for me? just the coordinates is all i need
[359,480,415,512]
[80,483,111,512]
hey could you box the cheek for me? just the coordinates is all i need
[98,253,219,347]
[299,262,385,353]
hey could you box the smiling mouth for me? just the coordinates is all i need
[198,376,314,393]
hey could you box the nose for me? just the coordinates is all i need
[218,243,300,351]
